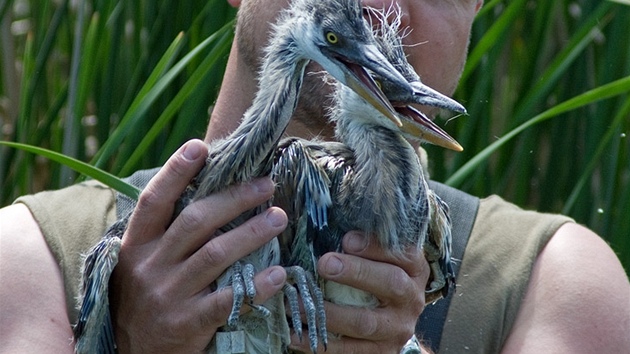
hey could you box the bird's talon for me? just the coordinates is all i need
[249,303,271,318]
[282,283,304,341]
[400,334,422,354]
[243,263,257,299]
[228,261,267,323]
[227,313,240,330]
[284,266,327,351]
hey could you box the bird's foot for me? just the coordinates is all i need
[423,241,453,304]
[227,261,270,329]
[284,266,327,353]
[426,260,446,294]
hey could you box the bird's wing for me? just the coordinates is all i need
[273,138,332,269]
[425,189,455,301]
[74,215,128,354]
[305,141,355,258]
[273,138,357,264]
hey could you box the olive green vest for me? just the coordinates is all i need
[16,174,571,353]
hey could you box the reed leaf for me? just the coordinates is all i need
[0,0,12,21]
[563,98,630,214]
[607,0,630,6]
[91,31,187,168]
[461,0,527,85]
[0,141,140,200]
[60,3,90,183]
[118,22,234,176]
[446,75,630,187]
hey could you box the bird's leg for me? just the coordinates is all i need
[227,261,270,329]
[284,266,328,353]
[241,263,271,317]
[305,270,327,349]
[427,261,446,294]
[423,242,446,295]
[282,283,303,340]
[228,261,245,329]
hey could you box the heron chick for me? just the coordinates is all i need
[74,0,413,353]
[273,7,463,351]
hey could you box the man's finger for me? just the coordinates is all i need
[125,139,208,245]
[342,231,426,277]
[196,266,287,331]
[183,207,287,288]
[288,328,382,354]
[317,252,421,304]
[325,302,400,340]
[163,177,277,260]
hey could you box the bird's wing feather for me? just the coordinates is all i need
[274,138,333,228]
[425,189,455,300]
[273,138,333,271]
[74,216,127,354]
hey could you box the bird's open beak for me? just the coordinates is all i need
[342,62,401,126]
[410,81,467,114]
[333,44,412,128]
[396,105,463,152]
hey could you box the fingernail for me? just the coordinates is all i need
[324,255,343,275]
[252,177,274,194]
[268,268,285,286]
[345,232,367,252]
[182,141,204,161]
[266,208,286,227]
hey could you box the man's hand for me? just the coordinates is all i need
[289,231,430,354]
[109,139,288,353]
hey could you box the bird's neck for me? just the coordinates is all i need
[337,116,420,187]
[196,36,308,197]
[234,40,307,146]
[334,104,424,253]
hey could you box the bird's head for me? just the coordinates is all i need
[378,75,466,152]
[274,0,411,126]
[364,7,466,152]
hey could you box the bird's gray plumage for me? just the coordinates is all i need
[73,1,412,353]
[273,6,462,351]
[367,5,459,302]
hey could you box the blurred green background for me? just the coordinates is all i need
[1,0,628,271]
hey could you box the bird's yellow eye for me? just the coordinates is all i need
[326,32,338,44]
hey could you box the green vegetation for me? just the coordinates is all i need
[1,1,628,270]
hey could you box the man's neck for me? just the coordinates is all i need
[206,41,258,142]
[284,119,336,142]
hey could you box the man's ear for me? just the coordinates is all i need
[228,0,241,8]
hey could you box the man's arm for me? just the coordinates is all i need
[0,203,75,353]
[503,223,630,353]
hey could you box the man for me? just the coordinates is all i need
[1,1,628,353]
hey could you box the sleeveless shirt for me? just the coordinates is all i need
[15,178,572,352]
